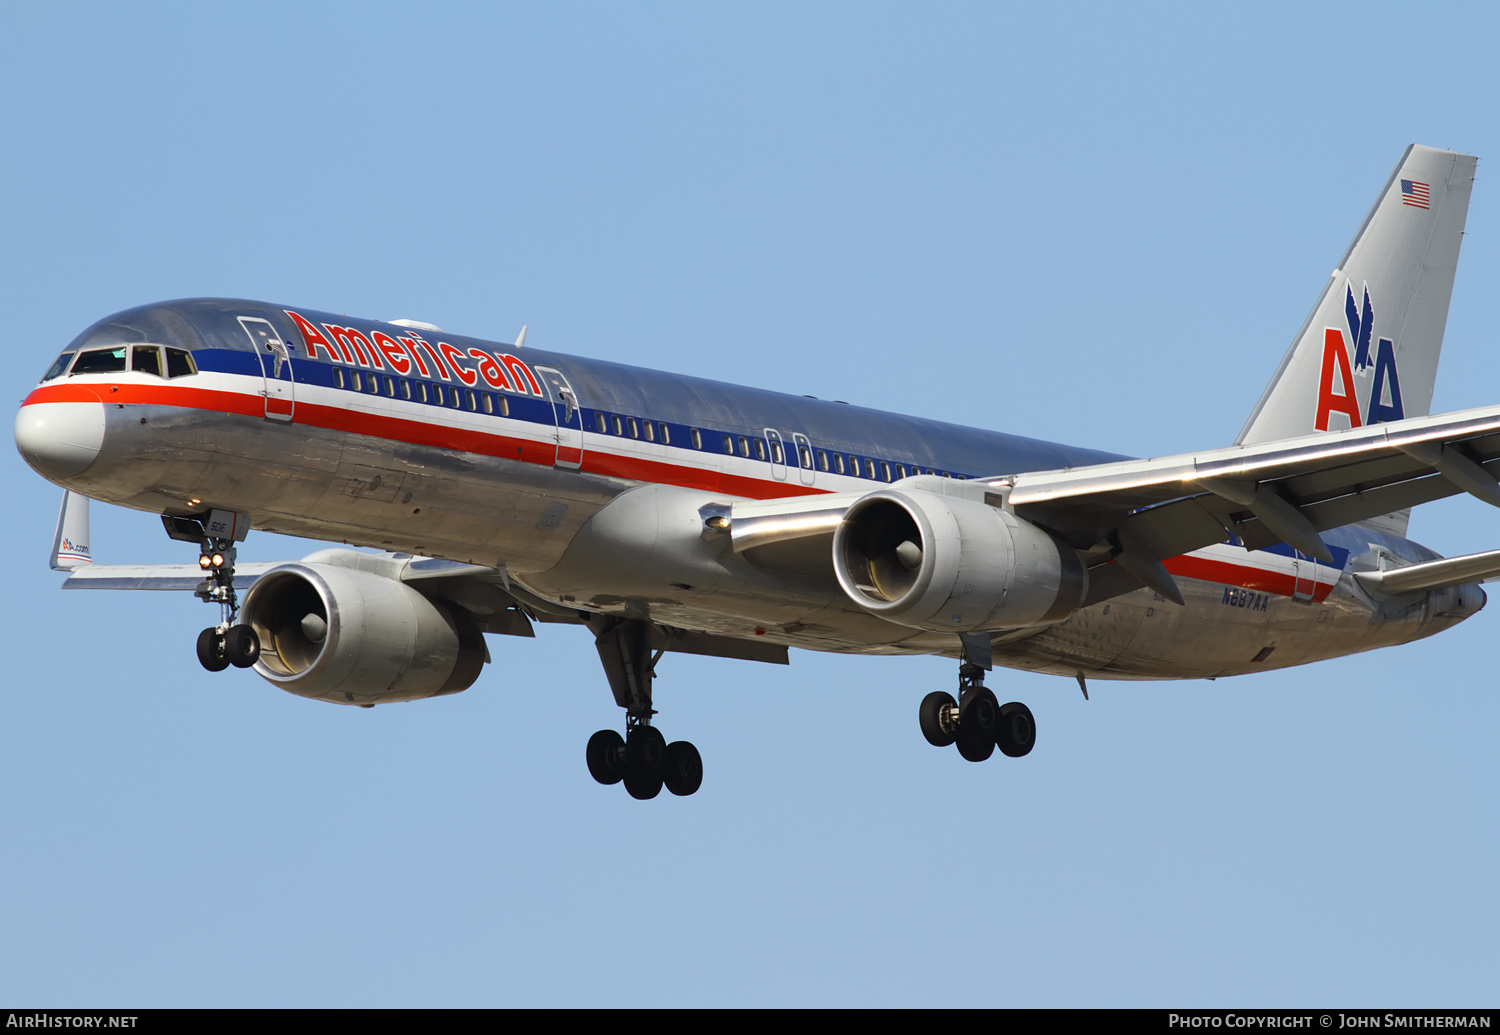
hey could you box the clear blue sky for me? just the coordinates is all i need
[2,1,1496,1007]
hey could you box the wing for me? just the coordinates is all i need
[991,403,1500,604]
[48,493,789,664]
[720,404,1500,607]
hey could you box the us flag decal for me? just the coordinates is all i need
[1401,179,1431,209]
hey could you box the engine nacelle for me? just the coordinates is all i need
[832,488,1087,633]
[241,562,486,706]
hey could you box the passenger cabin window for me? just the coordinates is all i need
[833,454,844,475]
[738,437,751,458]
[72,347,127,374]
[351,371,364,392]
[627,418,639,439]
[691,428,702,449]
[723,434,734,454]
[659,423,670,444]
[498,396,510,417]
[614,416,625,436]
[769,440,783,463]
[799,445,812,469]
[595,413,607,433]
[132,346,162,377]
[432,385,444,406]
[41,353,74,381]
[334,369,346,389]
[644,421,655,442]
[817,450,828,472]
[483,394,494,414]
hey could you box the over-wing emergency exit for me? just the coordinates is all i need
[15,145,1498,799]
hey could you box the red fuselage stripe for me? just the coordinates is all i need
[21,381,827,500]
[23,380,1335,599]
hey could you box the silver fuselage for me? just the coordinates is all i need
[16,299,1483,681]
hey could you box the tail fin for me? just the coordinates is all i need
[51,490,92,571]
[1238,145,1477,450]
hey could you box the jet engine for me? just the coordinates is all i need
[832,488,1087,633]
[241,562,486,706]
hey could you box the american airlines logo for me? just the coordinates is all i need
[1314,284,1404,431]
[284,310,545,397]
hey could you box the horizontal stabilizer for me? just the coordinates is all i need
[60,551,498,592]
[61,563,277,591]
[1353,549,1500,596]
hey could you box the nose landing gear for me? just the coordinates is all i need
[193,537,261,671]
[165,508,262,674]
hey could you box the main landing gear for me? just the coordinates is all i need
[919,639,1036,762]
[584,617,703,799]
[191,535,260,673]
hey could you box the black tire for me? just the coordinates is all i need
[919,691,957,747]
[996,702,1036,758]
[956,687,999,762]
[956,730,995,762]
[586,729,626,786]
[226,625,260,668]
[663,740,703,796]
[626,725,667,777]
[196,627,229,673]
[624,770,664,800]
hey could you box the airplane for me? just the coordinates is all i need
[14,144,1499,801]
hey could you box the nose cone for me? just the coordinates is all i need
[15,401,105,481]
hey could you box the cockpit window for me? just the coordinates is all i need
[58,343,194,378]
[41,353,74,382]
[72,347,128,374]
[133,346,163,377]
[165,347,195,378]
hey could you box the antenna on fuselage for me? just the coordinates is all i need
[514,325,528,349]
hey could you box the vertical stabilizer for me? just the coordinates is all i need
[1238,146,1476,449]
[51,490,91,570]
